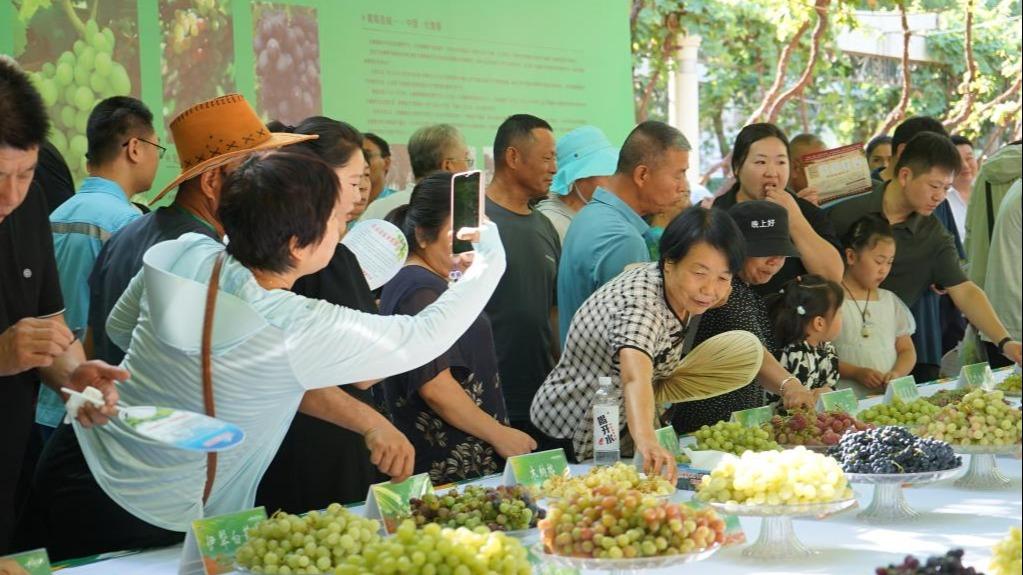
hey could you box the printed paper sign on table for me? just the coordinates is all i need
[0,549,50,575]
[884,375,920,403]
[958,362,995,390]
[502,448,569,489]
[364,473,433,534]
[817,388,859,414]
[801,143,873,205]
[730,405,774,428]
[178,507,267,575]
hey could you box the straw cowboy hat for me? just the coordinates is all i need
[150,93,317,204]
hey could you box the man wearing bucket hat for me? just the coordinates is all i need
[535,125,618,243]
[88,94,316,368]
[671,200,820,434]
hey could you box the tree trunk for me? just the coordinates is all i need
[746,19,812,124]
[875,0,912,137]
[713,109,729,157]
[943,0,978,130]
[765,0,832,123]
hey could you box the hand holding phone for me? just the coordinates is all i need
[451,170,483,255]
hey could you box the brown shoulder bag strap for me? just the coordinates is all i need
[201,252,226,505]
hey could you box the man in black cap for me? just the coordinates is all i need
[671,201,809,434]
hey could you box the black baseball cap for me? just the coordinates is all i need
[727,200,799,258]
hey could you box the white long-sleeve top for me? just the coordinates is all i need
[73,223,505,531]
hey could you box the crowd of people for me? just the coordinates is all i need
[1,53,1020,559]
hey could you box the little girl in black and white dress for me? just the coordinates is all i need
[766,274,845,402]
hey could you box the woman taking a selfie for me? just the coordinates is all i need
[382,172,536,484]
[22,151,507,559]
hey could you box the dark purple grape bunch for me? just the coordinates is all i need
[254,6,321,124]
[875,549,982,575]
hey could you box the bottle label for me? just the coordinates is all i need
[593,404,619,451]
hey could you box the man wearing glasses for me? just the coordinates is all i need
[36,96,161,436]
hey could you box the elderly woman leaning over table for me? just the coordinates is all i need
[530,207,818,482]
[18,149,507,560]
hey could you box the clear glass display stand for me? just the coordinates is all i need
[845,466,964,523]
[953,444,1020,489]
[708,499,857,559]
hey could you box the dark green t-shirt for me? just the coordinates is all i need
[826,183,968,306]
[484,197,561,422]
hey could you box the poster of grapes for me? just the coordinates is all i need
[160,0,235,138]
[252,3,322,126]
[9,0,140,180]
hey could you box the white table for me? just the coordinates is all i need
[57,372,1023,574]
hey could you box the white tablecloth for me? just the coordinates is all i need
[56,373,1023,574]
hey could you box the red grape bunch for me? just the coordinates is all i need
[254,6,322,124]
[768,409,873,447]
[160,0,234,122]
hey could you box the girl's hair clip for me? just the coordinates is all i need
[796,305,806,315]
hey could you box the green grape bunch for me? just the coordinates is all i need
[990,526,1021,575]
[859,398,941,427]
[334,519,532,575]
[997,373,1021,395]
[696,446,853,506]
[693,420,780,455]
[235,503,383,574]
[407,485,545,532]
[916,389,1023,446]
[28,18,132,177]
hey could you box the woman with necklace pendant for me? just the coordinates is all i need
[834,215,917,398]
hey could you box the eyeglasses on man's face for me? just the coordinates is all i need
[123,137,167,159]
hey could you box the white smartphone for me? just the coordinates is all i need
[451,170,483,254]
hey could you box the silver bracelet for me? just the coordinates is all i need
[780,376,800,395]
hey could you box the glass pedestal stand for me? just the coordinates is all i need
[953,444,1019,489]
[532,542,719,575]
[845,466,964,523]
[708,499,856,560]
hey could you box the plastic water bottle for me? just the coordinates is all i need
[593,376,620,466]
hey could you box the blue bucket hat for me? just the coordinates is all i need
[550,126,619,196]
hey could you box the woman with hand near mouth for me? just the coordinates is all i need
[713,123,844,296]
[670,201,820,434]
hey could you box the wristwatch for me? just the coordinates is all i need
[996,336,1012,354]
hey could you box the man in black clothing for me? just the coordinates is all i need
[0,57,123,554]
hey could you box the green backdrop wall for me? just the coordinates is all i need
[2,0,634,203]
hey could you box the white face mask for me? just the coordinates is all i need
[572,182,590,205]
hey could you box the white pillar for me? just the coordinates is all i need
[672,35,702,177]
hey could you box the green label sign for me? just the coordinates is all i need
[884,375,920,403]
[730,405,774,428]
[958,362,994,390]
[502,448,569,489]
[654,426,681,456]
[191,507,267,575]
[817,388,859,414]
[0,549,51,575]
[365,473,434,534]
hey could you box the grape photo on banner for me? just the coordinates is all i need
[252,3,321,125]
[160,0,235,137]
[11,0,139,180]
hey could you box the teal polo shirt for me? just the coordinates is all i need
[557,187,650,345]
[38,176,141,427]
